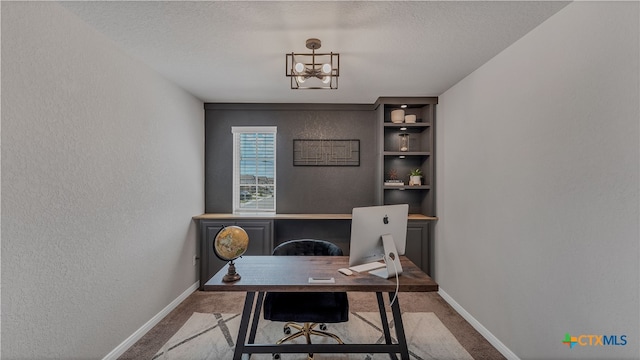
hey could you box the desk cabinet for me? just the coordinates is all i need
[199,220,273,289]
[196,214,435,288]
[406,220,431,274]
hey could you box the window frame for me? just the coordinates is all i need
[231,126,277,214]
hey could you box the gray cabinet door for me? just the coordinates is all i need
[199,220,273,289]
[405,221,430,275]
[200,221,229,289]
[237,220,274,256]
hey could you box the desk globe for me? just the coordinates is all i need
[213,225,249,282]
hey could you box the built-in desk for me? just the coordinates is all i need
[193,213,437,289]
[193,213,437,221]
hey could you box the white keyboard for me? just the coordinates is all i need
[349,261,386,273]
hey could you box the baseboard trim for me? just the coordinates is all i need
[102,281,199,360]
[438,288,520,360]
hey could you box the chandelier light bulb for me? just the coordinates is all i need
[322,76,331,84]
[322,63,332,73]
[297,76,306,83]
[294,62,305,73]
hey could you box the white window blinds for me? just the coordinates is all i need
[232,126,277,213]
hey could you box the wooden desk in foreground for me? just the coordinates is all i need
[204,256,438,360]
[195,214,437,289]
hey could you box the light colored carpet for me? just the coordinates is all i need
[154,312,473,360]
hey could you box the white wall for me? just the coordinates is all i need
[2,2,203,359]
[436,2,639,359]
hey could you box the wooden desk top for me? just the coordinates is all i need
[193,213,438,221]
[203,256,438,293]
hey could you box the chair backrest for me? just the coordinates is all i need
[272,239,343,256]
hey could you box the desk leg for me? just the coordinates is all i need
[247,291,264,345]
[389,292,409,360]
[233,292,255,360]
[376,292,393,345]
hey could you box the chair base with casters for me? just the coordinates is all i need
[278,322,345,345]
[272,321,344,360]
[263,239,349,360]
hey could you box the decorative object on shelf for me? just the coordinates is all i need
[391,109,405,123]
[293,139,360,166]
[384,180,405,186]
[213,225,250,282]
[286,38,339,90]
[409,168,423,186]
[385,168,404,186]
[399,133,410,152]
[404,114,417,123]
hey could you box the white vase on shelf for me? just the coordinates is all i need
[404,114,416,123]
[391,110,405,123]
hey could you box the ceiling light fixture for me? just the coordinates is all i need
[286,38,339,90]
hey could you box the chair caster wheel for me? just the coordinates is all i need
[272,353,280,359]
[319,324,327,331]
[283,326,291,335]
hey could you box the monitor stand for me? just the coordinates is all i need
[369,234,404,279]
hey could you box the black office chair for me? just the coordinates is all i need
[263,239,349,360]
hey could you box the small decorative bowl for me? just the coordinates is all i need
[404,115,417,123]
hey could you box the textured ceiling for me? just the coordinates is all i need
[60,1,570,103]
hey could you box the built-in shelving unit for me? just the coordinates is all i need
[375,97,438,216]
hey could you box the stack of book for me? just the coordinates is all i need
[384,180,404,186]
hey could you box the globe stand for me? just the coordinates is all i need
[222,260,241,282]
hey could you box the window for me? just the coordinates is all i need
[232,126,277,213]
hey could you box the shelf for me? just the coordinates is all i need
[383,123,431,128]
[384,151,431,156]
[383,124,431,153]
[377,98,436,217]
[383,185,431,190]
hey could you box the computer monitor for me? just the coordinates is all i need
[348,204,408,267]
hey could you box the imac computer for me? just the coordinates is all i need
[348,204,408,278]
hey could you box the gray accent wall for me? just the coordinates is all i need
[436,2,639,359]
[2,3,204,359]
[205,104,377,213]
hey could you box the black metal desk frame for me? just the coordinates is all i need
[233,291,409,360]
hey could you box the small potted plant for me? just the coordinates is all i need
[409,168,422,186]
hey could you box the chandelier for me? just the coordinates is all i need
[286,38,339,90]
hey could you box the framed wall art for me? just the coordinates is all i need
[293,139,360,166]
